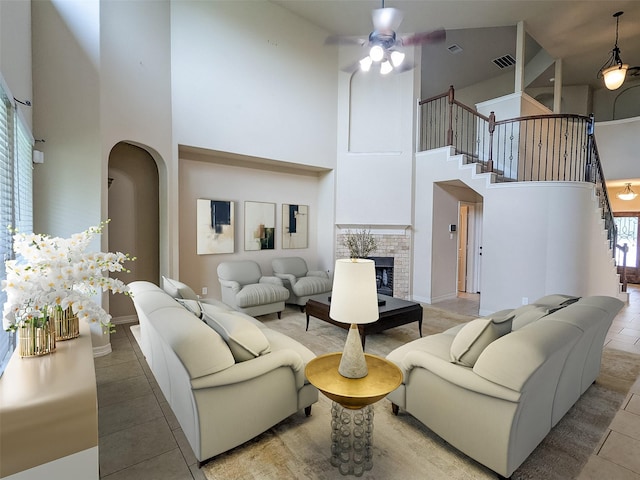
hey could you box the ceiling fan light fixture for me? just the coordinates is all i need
[390,50,405,67]
[370,45,385,62]
[380,60,393,75]
[598,11,629,91]
[359,56,373,72]
[617,183,638,201]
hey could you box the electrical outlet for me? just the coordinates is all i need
[522,297,529,305]
[202,287,208,296]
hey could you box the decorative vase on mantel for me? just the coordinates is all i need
[51,305,80,341]
[18,317,56,357]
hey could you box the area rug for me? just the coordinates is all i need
[201,305,640,480]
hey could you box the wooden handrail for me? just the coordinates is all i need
[417,87,618,259]
[493,113,591,125]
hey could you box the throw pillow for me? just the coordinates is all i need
[162,276,199,301]
[450,315,514,367]
[202,310,271,362]
[533,294,580,308]
[509,304,552,330]
[175,298,202,318]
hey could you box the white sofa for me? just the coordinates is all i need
[128,281,318,465]
[386,294,623,478]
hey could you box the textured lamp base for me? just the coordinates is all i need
[330,402,374,477]
[338,324,368,378]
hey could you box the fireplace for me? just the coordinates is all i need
[336,230,410,300]
[370,256,394,297]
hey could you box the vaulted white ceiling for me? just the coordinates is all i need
[271,0,640,97]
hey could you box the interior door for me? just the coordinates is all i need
[457,205,469,292]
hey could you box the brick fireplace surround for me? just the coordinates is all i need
[335,230,411,300]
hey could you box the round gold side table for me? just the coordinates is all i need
[305,352,402,477]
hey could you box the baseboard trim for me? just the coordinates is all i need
[93,343,112,358]
[430,292,458,303]
[412,294,432,304]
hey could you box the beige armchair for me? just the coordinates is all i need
[217,260,290,318]
[271,257,332,311]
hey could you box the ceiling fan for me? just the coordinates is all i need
[326,0,446,75]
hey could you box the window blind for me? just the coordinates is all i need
[0,83,15,372]
[15,115,33,235]
[0,80,32,374]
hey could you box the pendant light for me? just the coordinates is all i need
[597,11,629,91]
[617,183,637,201]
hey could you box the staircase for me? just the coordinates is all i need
[418,86,625,292]
[413,113,627,312]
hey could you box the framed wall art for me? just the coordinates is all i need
[244,201,275,251]
[196,198,234,254]
[282,204,308,249]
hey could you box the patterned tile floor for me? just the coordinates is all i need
[95,287,640,479]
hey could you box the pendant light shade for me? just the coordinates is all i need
[617,183,637,201]
[598,12,629,91]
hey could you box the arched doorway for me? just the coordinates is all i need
[108,142,160,321]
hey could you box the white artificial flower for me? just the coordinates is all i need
[2,221,134,332]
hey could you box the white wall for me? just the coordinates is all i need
[480,181,616,313]
[430,184,459,302]
[179,157,327,300]
[476,91,549,120]
[168,1,338,279]
[0,0,32,130]
[595,117,640,181]
[454,70,515,110]
[593,78,640,121]
[526,85,592,115]
[100,0,173,274]
[335,46,419,227]
[413,148,619,313]
[31,0,101,238]
[170,1,337,170]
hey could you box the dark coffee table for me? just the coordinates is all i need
[305,294,423,349]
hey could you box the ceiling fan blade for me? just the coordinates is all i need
[372,7,403,33]
[325,35,368,46]
[392,61,416,74]
[340,61,361,74]
[401,28,446,47]
[628,66,640,76]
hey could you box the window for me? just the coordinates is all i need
[0,80,33,374]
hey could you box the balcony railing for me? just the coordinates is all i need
[418,86,617,256]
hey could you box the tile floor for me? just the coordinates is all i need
[95,287,640,479]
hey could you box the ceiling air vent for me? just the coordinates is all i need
[492,54,516,69]
[447,44,463,54]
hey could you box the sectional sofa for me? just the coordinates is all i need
[386,294,624,478]
[127,281,318,465]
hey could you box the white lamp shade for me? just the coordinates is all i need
[330,259,379,325]
[369,45,384,62]
[603,64,628,90]
[380,60,393,75]
[390,50,405,67]
[359,56,373,72]
[617,183,637,201]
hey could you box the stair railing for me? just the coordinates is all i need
[418,86,617,257]
[616,243,628,292]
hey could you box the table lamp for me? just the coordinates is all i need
[329,258,379,378]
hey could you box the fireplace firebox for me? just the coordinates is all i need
[370,256,394,297]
